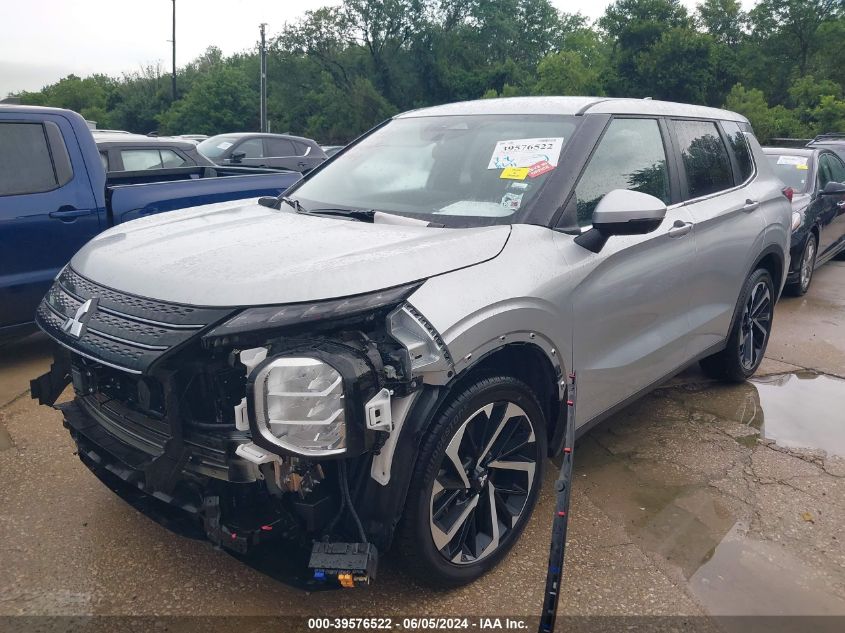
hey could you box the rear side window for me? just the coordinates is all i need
[574,118,669,227]
[722,121,754,183]
[266,138,297,156]
[0,122,59,196]
[673,120,734,199]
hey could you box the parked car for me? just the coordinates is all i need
[763,147,845,295]
[32,97,790,589]
[806,132,845,162]
[94,132,215,171]
[198,133,327,172]
[0,105,301,341]
[321,144,345,158]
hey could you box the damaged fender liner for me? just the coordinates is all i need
[59,399,284,554]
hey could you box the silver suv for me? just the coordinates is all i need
[32,97,791,588]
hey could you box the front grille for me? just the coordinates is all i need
[36,267,234,374]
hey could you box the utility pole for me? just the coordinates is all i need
[171,0,177,101]
[259,23,267,133]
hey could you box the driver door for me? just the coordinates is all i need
[564,117,697,427]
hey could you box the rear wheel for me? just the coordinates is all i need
[700,268,774,382]
[786,234,817,296]
[397,375,546,587]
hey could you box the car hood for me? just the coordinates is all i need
[71,200,510,306]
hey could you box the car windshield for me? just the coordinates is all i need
[292,114,578,225]
[766,153,811,192]
[197,135,239,159]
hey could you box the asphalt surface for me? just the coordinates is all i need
[1,262,844,631]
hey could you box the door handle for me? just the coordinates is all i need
[49,206,90,221]
[667,220,693,238]
[742,199,759,212]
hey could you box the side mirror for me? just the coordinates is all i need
[575,189,667,253]
[820,181,845,195]
[229,151,246,164]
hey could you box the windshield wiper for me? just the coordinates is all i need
[298,207,376,223]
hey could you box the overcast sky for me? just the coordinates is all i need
[1,0,750,97]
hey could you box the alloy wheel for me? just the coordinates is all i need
[800,238,816,292]
[429,401,537,565]
[739,280,772,371]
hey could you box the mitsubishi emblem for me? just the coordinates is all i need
[62,298,98,339]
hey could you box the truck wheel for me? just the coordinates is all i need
[397,375,547,587]
[700,268,774,383]
[785,234,816,296]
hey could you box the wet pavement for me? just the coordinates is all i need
[0,262,843,629]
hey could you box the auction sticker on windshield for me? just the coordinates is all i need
[488,137,564,169]
[777,155,808,167]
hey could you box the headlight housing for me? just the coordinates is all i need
[253,357,346,456]
[246,345,378,458]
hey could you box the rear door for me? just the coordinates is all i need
[816,152,845,259]
[264,137,304,171]
[673,119,766,357]
[0,114,100,329]
[569,117,697,426]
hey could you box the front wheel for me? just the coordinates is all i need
[700,268,774,382]
[397,375,547,587]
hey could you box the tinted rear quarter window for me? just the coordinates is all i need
[266,138,297,156]
[673,120,734,199]
[0,122,59,196]
[722,120,754,182]
[574,118,669,227]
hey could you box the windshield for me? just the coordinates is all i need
[292,114,578,224]
[197,135,239,159]
[765,153,811,192]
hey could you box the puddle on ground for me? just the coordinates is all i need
[689,522,845,616]
[667,371,845,458]
[579,371,845,617]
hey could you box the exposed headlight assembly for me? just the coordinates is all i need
[205,283,419,345]
[246,345,378,458]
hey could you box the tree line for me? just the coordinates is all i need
[14,0,845,144]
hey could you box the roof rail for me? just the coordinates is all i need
[770,137,812,148]
[811,132,845,142]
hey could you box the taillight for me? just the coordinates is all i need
[782,186,794,203]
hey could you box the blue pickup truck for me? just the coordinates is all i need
[0,105,301,341]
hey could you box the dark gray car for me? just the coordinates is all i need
[93,133,215,171]
[198,133,327,173]
[764,146,845,295]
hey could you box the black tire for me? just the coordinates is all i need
[785,234,817,296]
[700,268,775,382]
[397,375,547,587]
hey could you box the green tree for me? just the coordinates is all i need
[697,0,747,46]
[158,66,258,135]
[599,0,693,96]
[635,28,718,103]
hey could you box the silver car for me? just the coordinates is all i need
[32,97,791,588]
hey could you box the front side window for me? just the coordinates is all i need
[121,149,164,170]
[722,120,754,183]
[819,153,845,187]
[0,122,58,196]
[160,149,187,168]
[197,135,239,159]
[574,118,669,227]
[674,120,734,199]
[238,138,264,158]
[293,114,577,225]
